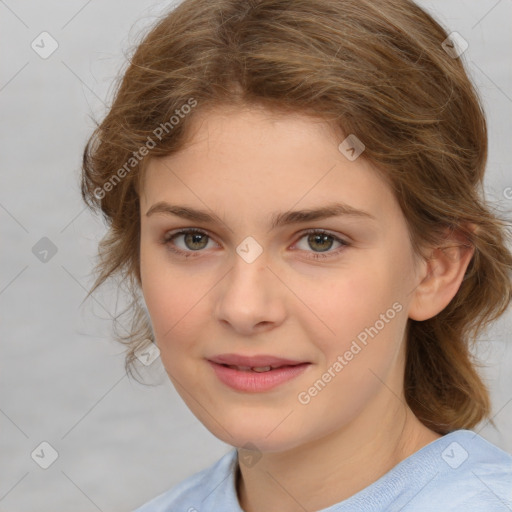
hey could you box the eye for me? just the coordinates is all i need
[161,228,350,260]
[162,229,216,258]
[292,229,350,260]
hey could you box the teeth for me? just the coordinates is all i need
[227,365,274,372]
[251,366,272,372]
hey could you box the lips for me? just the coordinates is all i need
[207,354,311,392]
[208,353,307,373]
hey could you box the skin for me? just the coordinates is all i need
[138,105,474,512]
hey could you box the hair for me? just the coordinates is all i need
[81,0,512,435]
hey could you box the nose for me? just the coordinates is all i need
[213,251,286,336]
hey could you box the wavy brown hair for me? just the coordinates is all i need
[81,0,512,435]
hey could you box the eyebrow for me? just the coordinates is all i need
[145,201,376,231]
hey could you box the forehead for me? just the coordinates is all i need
[139,106,398,224]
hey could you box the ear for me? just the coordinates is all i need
[408,225,476,321]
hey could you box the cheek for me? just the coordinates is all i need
[294,271,407,429]
[295,259,410,417]
[139,246,214,363]
[302,262,404,351]
[140,245,185,343]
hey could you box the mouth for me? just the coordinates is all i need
[208,353,308,368]
[219,363,302,373]
[207,354,311,392]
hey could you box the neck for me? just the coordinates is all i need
[236,393,441,512]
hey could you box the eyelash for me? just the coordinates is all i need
[161,228,351,260]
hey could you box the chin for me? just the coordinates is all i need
[200,415,307,454]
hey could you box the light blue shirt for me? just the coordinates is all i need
[133,429,512,511]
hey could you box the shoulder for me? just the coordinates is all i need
[339,429,512,512]
[405,430,512,511]
[132,448,240,512]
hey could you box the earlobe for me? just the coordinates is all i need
[408,228,475,321]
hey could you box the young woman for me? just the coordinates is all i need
[81,0,512,510]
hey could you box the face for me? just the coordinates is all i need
[139,105,423,453]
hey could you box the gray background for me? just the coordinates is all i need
[1,1,511,511]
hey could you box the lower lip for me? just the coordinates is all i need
[208,361,311,392]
